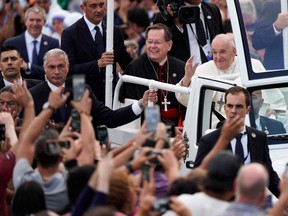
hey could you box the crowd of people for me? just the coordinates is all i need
[1,0,288,215]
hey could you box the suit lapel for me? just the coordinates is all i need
[21,34,29,62]
[246,127,258,161]
[78,18,98,56]
[0,78,5,89]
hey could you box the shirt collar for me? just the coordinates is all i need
[25,31,42,44]
[83,16,103,33]
[46,78,64,91]
[3,78,22,87]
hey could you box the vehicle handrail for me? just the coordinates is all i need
[113,75,190,110]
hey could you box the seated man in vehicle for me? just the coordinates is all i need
[176,33,265,108]
[252,90,286,135]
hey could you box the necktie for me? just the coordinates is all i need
[196,19,207,46]
[94,26,105,55]
[32,40,38,65]
[235,133,244,163]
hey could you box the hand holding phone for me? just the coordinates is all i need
[141,163,151,182]
[145,105,160,132]
[96,126,109,149]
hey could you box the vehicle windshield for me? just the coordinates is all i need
[238,0,288,73]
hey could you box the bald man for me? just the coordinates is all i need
[176,33,265,107]
[221,163,268,216]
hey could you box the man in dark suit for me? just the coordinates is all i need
[252,0,288,70]
[153,0,224,64]
[194,86,280,198]
[0,45,42,89]
[3,6,59,80]
[29,48,157,129]
[252,90,286,135]
[61,0,133,102]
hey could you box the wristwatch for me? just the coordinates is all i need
[42,102,56,113]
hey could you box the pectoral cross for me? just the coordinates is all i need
[162,96,170,111]
[217,95,225,111]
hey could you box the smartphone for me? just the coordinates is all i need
[58,140,71,149]
[151,198,170,213]
[46,142,60,156]
[146,149,162,165]
[141,163,150,182]
[145,105,160,132]
[96,126,109,147]
[73,74,86,101]
[165,122,176,138]
[0,124,5,141]
[70,108,81,133]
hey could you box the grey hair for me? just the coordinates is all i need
[25,6,46,20]
[43,48,69,67]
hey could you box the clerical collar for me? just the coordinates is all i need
[150,57,167,67]
[217,57,237,74]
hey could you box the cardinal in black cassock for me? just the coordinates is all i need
[120,53,186,126]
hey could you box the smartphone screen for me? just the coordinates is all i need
[141,163,150,182]
[96,126,109,146]
[71,109,81,133]
[46,142,59,156]
[73,74,86,101]
[145,105,160,132]
[58,141,70,149]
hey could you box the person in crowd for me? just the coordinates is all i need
[194,86,280,198]
[126,7,151,55]
[0,113,19,216]
[0,45,42,89]
[153,0,225,64]
[12,181,47,216]
[164,151,242,216]
[176,33,265,107]
[34,0,63,36]
[220,162,288,216]
[0,82,36,216]
[13,85,73,213]
[3,6,59,80]
[220,163,268,216]
[0,0,17,46]
[252,90,286,135]
[29,48,157,129]
[0,86,24,125]
[252,0,288,70]
[120,23,186,126]
[61,0,133,102]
